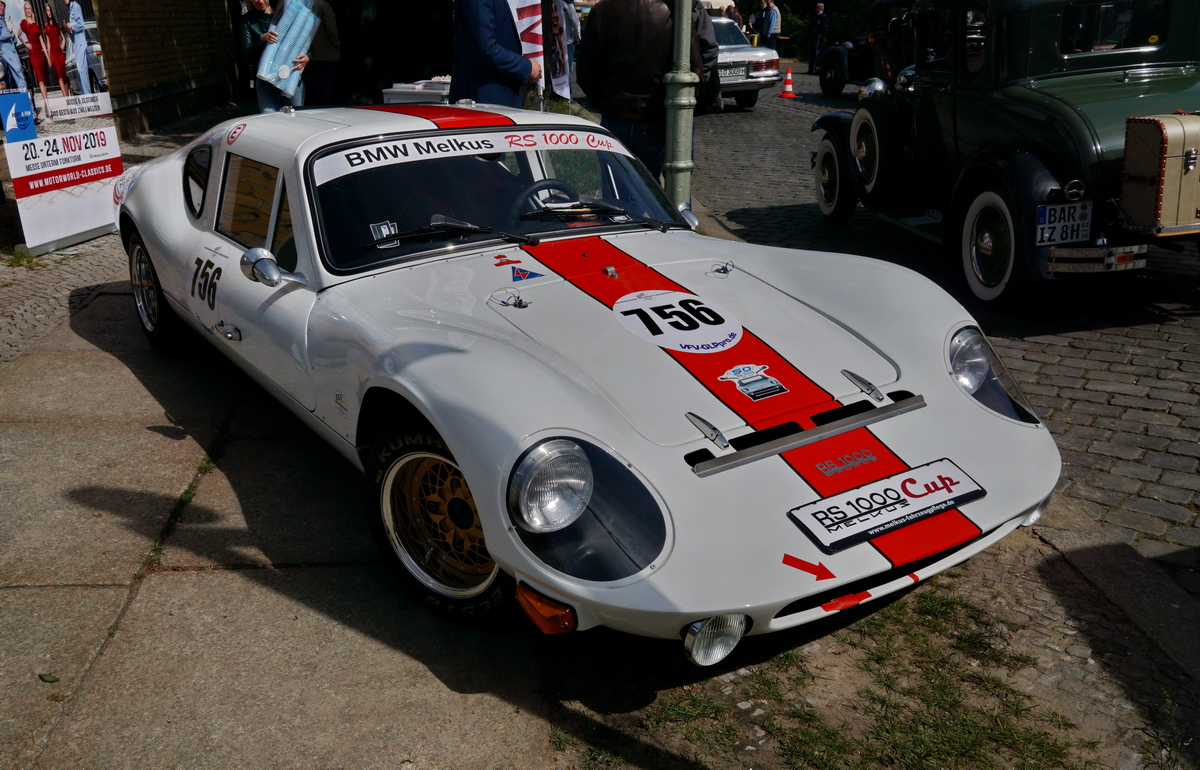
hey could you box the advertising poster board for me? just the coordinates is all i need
[1,0,120,255]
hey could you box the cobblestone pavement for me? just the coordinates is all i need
[693,70,1200,601]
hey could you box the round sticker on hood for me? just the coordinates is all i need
[614,290,741,353]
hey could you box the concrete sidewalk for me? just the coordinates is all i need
[0,275,554,768]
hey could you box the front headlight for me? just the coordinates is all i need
[948,327,1039,424]
[508,437,668,582]
[508,439,593,532]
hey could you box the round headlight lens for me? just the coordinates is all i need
[947,326,1039,424]
[684,614,748,667]
[948,327,992,394]
[509,439,594,533]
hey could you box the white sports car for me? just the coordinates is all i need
[115,104,1060,666]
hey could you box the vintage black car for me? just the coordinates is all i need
[812,0,1198,302]
[817,0,912,97]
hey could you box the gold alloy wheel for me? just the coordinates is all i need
[380,452,497,598]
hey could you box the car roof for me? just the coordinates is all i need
[218,104,603,168]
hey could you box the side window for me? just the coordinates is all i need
[271,182,297,272]
[961,7,988,77]
[917,9,956,72]
[217,154,279,248]
[183,146,212,219]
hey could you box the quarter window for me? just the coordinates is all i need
[217,154,279,248]
[183,146,212,219]
[271,182,297,272]
[1061,0,1168,54]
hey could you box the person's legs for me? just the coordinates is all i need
[257,80,282,112]
[601,116,667,182]
[74,41,88,94]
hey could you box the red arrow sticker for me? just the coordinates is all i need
[782,554,836,580]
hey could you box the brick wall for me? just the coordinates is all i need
[98,0,240,139]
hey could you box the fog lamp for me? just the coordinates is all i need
[683,614,748,667]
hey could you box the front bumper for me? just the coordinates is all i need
[1046,244,1148,274]
[720,74,783,93]
[514,503,1039,640]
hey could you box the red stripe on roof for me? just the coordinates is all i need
[352,105,516,129]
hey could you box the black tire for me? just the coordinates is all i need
[89,70,103,93]
[127,231,183,348]
[815,136,856,223]
[958,186,1032,302]
[366,428,512,618]
[734,90,759,109]
[819,61,845,97]
[848,98,897,208]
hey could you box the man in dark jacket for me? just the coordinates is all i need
[450,0,542,108]
[577,0,716,180]
[807,2,828,73]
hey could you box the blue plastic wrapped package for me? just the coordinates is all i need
[257,0,320,99]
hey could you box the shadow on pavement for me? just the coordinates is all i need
[61,279,896,768]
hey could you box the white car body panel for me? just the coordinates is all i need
[116,105,1061,641]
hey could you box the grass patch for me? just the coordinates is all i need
[580,746,624,769]
[642,694,724,728]
[549,727,573,752]
[3,251,38,268]
[1142,693,1194,770]
[762,580,1092,769]
[137,451,219,577]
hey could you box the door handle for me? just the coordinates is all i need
[216,321,241,341]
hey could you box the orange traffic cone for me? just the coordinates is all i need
[779,68,796,98]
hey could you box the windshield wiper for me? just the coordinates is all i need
[364,214,538,250]
[521,199,680,232]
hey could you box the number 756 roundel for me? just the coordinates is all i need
[613,290,742,353]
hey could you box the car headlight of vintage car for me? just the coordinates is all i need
[508,438,667,582]
[509,439,594,533]
[948,326,1039,424]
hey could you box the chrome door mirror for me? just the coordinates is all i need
[240,247,307,288]
[678,205,701,231]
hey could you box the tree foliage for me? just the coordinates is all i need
[731,0,874,59]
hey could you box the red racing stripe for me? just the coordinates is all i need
[522,236,981,566]
[351,105,516,129]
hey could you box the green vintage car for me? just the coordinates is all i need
[812,0,1198,301]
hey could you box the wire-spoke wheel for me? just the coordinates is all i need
[368,429,511,617]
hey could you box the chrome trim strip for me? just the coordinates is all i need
[692,395,927,478]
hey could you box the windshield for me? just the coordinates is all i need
[713,20,751,47]
[1061,0,1168,55]
[310,128,683,272]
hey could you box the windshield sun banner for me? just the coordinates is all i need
[312,129,630,186]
